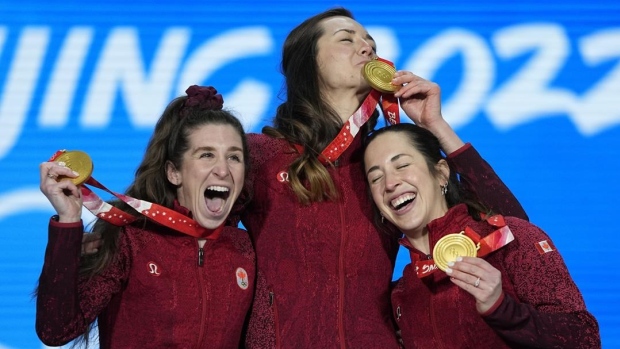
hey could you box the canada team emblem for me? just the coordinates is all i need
[535,240,555,255]
[236,267,249,290]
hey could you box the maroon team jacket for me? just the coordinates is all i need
[36,213,255,348]
[393,204,600,349]
[240,132,527,348]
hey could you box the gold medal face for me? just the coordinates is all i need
[53,150,93,185]
[362,59,399,94]
[432,232,478,272]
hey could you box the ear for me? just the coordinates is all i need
[166,160,181,186]
[435,159,450,187]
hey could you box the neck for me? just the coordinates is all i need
[406,230,430,255]
[324,88,368,123]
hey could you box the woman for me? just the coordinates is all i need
[238,7,528,348]
[36,86,255,348]
[363,123,600,348]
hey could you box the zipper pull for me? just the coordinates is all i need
[197,239,206,267]
[269,291,274,306]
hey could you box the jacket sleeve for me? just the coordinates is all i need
[482,219,601,348]
[446,143,528,221]
[35,218,130,346]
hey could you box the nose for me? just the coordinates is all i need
[384,170,400,192]
[212,157,230,178]
[359,39,373,57]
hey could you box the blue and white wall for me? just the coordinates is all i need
[1,1,619,347]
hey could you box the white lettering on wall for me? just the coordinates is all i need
[177,26,274,131]
[403,28,494,129]
[39,27,94,127]
[0,27,49,159]
[573,29,620,135]
[486,23,575,129]
[81,27,190,127]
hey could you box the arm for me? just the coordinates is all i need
[35,219,130,346]
[483,220,600,348]
[446,144,528,220]
[392,72,527,220]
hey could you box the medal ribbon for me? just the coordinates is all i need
[296,58,400,165]
[49,150,223,240]
[414,214,515,278]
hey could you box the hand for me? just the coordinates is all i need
[445,256,503,314]
[39,161,82,222]
[392,71,443,130]
[392,72,465,154]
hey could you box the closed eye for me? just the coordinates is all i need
[199,152,214,159]
[228,154,242,162]
[369,175,383,184]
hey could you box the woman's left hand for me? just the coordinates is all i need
[445,256,503,314]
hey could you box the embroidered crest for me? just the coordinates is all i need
[147,261,161,276]
[535,240,555,255]
[236,267,249,290]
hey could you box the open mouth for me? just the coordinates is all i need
[205,185,230,213]
[391,193,416,211]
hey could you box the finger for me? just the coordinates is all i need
[394,80,438,99]
[445,263,481,288]
[41,162,80,183]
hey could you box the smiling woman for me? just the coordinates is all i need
[363,123,601,348]
[35,86,255,348]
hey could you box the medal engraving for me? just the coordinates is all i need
[362,59,399,94]
[433,232,478,272]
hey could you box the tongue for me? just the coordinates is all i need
[206,197,224,213]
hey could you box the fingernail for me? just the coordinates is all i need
[456,256,463,262]
[447,261,454,267]
[72,171,79,176]
[445,267,453,274]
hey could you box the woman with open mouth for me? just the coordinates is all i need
[35,85,255,348]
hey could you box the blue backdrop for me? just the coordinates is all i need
[1,0,619,348]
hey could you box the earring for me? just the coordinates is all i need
[441,183,448,195]
[380,214,385,223]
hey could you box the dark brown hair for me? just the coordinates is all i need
[74,88,249,346]
[362,123,489,234]
[263,7,379,205]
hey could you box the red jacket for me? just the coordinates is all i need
[392,204,600,349]
[240,133,527,348]
[36,215,255,348]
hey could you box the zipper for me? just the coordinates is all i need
[338,197,346,349]
[196,239,208,346]
[197,238,206,266]
[269,290,281,348]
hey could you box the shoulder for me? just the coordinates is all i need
[221,226,255,260]
[246,132,295,171]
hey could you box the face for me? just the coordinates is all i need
[315,16,376,95]
[166,124,245,229]
[364,132,449,238]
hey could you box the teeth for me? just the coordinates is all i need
[207,185,229,192]
[391,193,416,209]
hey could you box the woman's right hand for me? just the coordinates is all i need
[39,161,82,223]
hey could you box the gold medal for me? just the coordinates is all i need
[362,59,399,94]
[53,150,94,185]
[432,232,479,272]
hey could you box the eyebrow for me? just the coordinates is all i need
[366,154,410,176]
[192,145,244,154]
[334,28,375,43]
